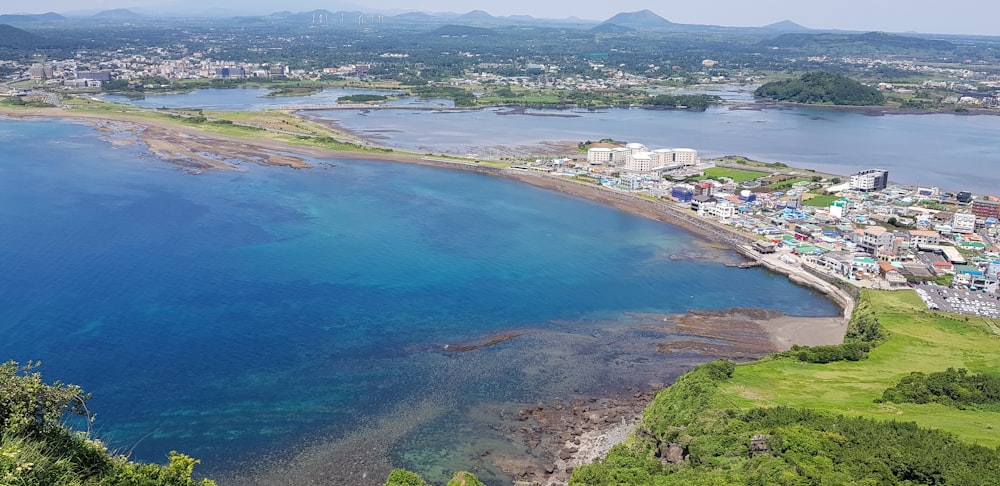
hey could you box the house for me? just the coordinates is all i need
[690,194,715,212]
[816,251,854,276]
[853,256,879,275]
[933,260,954,275]
[907,229,940,247]
[704,199,737,220]
[856,226,895,254]
[878,262,908,286]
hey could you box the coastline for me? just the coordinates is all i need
[729,99,1000,116]
[0,105,855,485]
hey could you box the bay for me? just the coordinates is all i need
[0,118,837,484]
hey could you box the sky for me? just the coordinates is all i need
[6,0,1000,36]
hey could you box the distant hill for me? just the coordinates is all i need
[456,10,496,23]
[765,31,955,52]
[598,10,673,30]
[590,23,636,34]
[393,12,438,22]
[755,71,885,106]
[430,24,494,37]
[0,12,64,23]
[0,23,48,49]
[93,9,143,20]
[762,19,810,32]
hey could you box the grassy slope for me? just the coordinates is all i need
[721,290,1000,447]
[570,290,1000,484]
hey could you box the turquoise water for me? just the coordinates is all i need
[0,118,838,483]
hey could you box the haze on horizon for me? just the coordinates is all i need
[4,0,1000,36]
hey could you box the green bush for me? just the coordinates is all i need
[0,360,214,485]
[879,368,1000,408]
[384,468,428,486]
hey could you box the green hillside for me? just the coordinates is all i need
[721,290,1000,445]
[570,290,1000,484]
[755,71,886,106]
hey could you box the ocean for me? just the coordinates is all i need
[0,117,838,483]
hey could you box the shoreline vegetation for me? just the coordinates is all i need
[4,98,990,485]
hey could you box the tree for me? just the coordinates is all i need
[0,360,215,485]
[0,360,89,436]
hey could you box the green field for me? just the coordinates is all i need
[721,290,1000,447]
[801,194,841,207]
[701,167,768,183]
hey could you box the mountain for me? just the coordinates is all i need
[0,12,65,23]
[762,19,810,32]
[598,10,674,30]
[455,10,496,23]
[0,23,49,49]
[93,9,143,20]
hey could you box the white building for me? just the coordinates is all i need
[586,148,613,165]
[624,151,655,175]
[589,144,697,170]
[907,230,940,247]
[704,199,737,220]
[829,199,849,218]
[671,148,698,166]
[856,226,895,254]
[952,212,977,234]
[624,143,648,155]
[850,169,889,192]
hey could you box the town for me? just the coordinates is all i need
[511,142,1000,318]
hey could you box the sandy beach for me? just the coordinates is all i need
[0,104,855,485]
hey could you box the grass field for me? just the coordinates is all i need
[802,194,841,207]
[701,167,768,183]
[721,289,1000,447]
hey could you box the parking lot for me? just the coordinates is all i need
[915,283,1000,318]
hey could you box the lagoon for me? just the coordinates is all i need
[105,87,1000,194]
[321,105,1000,195]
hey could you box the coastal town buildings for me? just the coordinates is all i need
[575,140,998,303]
[587,145,699,179]
[972,196,1000,219]
[953,213,977,233]
[850,169,889,192]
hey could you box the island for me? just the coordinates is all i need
[754,71,886,106]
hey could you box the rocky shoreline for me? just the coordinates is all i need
[491,391,653,486]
